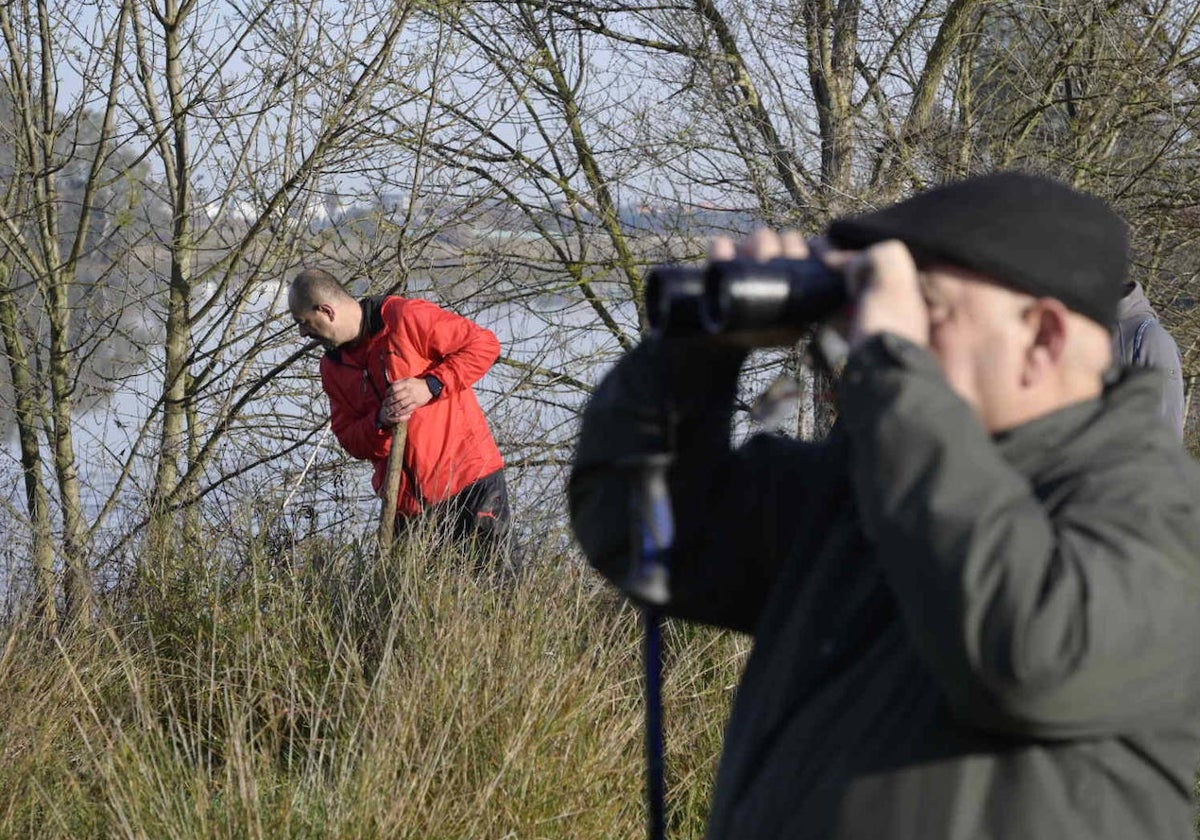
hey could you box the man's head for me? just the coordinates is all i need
[288,268,362,351]
[907,259,1114,432]
[828,172,1127,432]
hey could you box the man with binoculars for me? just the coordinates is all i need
[570,172,1200,839]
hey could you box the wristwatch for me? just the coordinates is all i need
[424,374,444,400]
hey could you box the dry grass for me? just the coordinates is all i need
[0,535,748,839]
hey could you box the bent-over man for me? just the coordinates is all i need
[290,269,509,546]
[570,172,1200,839]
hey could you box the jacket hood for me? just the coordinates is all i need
[1116,281,1156,325]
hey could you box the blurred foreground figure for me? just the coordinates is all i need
[570,172,1200,839]
[289,269,509,550]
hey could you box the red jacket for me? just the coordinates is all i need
[320,296,504,516]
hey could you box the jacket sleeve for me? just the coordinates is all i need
[569,337,831,634]
[393,299,500,393]
[840,333,1200,738]
[1131,321,1186,440]
[323,361,391,462]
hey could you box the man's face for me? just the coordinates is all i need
[922,267,1038,433]
[289,293,342,350]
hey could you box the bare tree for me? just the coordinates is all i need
[0,0,443,618]
[2,0,1199,620]
[0,0,141,625]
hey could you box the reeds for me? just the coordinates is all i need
[0,531,748,839]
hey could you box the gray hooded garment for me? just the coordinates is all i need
[1112,281,1185,438]
[570,333,1200,839]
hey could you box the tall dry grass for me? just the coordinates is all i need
[0,533,748,839]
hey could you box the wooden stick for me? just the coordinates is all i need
[377,421,409,555]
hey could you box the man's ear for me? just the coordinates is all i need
[1023,298,1069,383]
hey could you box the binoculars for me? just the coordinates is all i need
[643,257,847,343]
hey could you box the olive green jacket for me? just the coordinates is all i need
[570,334,1200,839]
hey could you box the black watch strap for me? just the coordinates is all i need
[424,374,444,400]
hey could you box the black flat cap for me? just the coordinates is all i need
[826,171,1129,326]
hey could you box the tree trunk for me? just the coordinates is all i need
[0,267,58,626]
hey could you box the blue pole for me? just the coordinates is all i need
[644,607,666,840]
[627,454,674,840]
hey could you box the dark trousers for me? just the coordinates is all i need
[436,469,511,542]
[396,469,511,552]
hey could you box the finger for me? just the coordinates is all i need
[708,236,736,261]
[825,240,917,296]
[816,248,858,278]
[737,228,782,261]
[778,229,809,259]
[868,240,920,291]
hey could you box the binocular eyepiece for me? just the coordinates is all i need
[644,257,847,344]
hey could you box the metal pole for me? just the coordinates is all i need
[627,453,674,840]
[644,607,666,840]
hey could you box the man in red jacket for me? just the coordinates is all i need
[288,268,509,546]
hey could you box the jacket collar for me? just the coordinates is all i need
[994,368,1164,481]
[359,295,387,338]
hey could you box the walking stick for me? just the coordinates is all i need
[377,421,408,554]
[627,453,674,840]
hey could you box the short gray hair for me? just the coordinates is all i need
[289,268,354,307]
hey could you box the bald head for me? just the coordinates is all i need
[288,268,362,350]
[289,268,355,309]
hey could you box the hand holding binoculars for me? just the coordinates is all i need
[643,257,847,346]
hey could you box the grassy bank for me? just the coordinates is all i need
[0,537,747,839]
